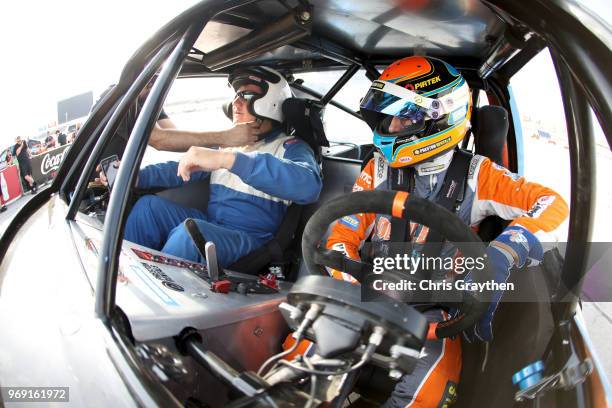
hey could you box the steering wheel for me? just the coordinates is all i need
[302,190,493,339]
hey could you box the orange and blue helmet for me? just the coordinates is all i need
[360,56,472,168]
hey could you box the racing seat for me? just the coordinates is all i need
[456,105,556,407]
[473,105,508,166]
[472,105,510,243]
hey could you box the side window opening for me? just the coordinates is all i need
[141,76,233,167]
[509,49,571,239]
[294,70,372,148]
[508,49,612,242]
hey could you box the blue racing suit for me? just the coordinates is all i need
[124,129,322,266]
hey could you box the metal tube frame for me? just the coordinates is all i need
[320,64,360,106]
[544,52,595,408]
[93,0,260,323]
[485,0,611,148]
[66,38,178,220]
[290,81,361,120]
[95,22,205,321]
[201,5,312,71]
[552,51,596,319]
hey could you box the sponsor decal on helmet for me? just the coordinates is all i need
[376,216,391,240]
[414,76,441,89]
[352,184,364,192]
[448,106,467,125]
[526,195,556,218]
[399,156,413,163]
[340,215,361,230]
[413,137,452,155]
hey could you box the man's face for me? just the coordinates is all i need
[232,84,263,124]
[15,137,21,145]
[388,116,416,134]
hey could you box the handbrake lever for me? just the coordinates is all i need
[183,218,221,282]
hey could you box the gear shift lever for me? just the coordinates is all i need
[184,218,220,281]
[205,242,219,282]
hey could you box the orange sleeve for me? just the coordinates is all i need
[473,157,569,240]
[325,159,377,282]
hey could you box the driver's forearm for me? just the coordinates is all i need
[149,127,224,152]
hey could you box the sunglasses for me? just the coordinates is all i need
[234,90,261,102]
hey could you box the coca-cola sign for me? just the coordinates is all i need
[30,145,70,184]
[40,148,69,175]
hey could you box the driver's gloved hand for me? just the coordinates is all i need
[463,225,543,342]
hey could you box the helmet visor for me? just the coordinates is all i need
[361,87,431,122]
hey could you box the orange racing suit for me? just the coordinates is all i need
[324,151,569,407]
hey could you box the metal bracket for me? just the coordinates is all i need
[515,355,593,402]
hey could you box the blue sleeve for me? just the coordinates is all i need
[229,139,322,204]
[137,161,210,189]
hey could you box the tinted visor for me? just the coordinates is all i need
[361,87,429,123]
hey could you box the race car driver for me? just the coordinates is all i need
[124,66,322,267]
[324,56,569,407]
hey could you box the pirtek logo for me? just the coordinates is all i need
[414,76,441,90]
[40,149,68,175]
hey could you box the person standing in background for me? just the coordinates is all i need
[57,130,67,146]
[12,136,37,194]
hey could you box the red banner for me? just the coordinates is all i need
[0,165,23,204]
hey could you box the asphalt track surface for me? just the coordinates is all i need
[0,188,610,384]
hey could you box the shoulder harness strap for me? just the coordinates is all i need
[422,148,473,258]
